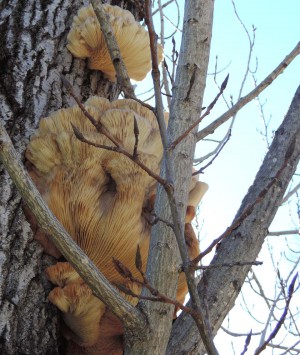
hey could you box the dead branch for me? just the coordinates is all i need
[170,74,229,149]
[254,273,298,355]
[90,0,136,98]
[170,36,179,82]
[196,42,300,142]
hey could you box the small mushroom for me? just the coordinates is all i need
[67,4,163,81]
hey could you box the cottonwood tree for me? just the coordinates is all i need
[0,1,299,355]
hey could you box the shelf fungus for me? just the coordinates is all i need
[25,97,208,354]
[67,4,163,82]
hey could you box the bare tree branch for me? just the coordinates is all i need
[193,129,231,176]
[0,119,146,331]
[281,182,300,204]
[171,74,229,149]
[240,329,252,355]
[196,42,300,142]
[61,76,169,188]
[221,327,261,337]
[90,0,136,98]
[254,273,298,355]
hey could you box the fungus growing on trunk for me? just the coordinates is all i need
[25,97,208,353]
[67,4,163,81]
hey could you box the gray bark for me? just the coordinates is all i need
[125,1,214,354]
[167,85,300,354]
[0,1,121,353]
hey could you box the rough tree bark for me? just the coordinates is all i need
[1,1,299,354]
[0,1,137,353]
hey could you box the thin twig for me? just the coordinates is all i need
[90,0,136,98]
[193,129,231,175]
[192,139,296,264]
[143,211,175,230]
[281,182,300,204]
[170,74,229,149]
[61,75,170,188]
[268,230,299,236]
[113,257,197,316]
[240,330,252,355]
[71,124,168,187]
[152,0,174,16]
[164,59,174,85]
[196,42,300,142]
[124,93,157,113]
[254,273,298,355]
[194,261,263,270]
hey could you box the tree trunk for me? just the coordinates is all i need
[0,1,130,353]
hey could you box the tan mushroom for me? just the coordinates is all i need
[25,97,208,353]
[67,4,163,81]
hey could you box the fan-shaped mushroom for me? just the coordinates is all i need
[25,97,208,353]
[67,4,163,81]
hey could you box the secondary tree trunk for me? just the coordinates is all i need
[0,1,136,353]
[166,84,300,354]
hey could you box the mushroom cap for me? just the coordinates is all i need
[67,4,163,81]
[26,97,163,282]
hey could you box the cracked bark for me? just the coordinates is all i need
[0,1,131,353]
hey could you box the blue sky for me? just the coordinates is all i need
[197,0,300,238]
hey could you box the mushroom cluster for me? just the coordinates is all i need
[26,97,208,354]
[67,4,163,81]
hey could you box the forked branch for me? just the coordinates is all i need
[196,42,300,142]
